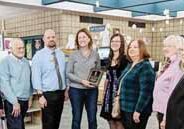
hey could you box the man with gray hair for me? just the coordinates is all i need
[0,38,32,129]
[32,29,67,129]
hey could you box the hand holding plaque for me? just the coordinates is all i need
[87,61,103,87]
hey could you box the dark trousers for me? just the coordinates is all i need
[121,111,149,129]
[69,87,98,129]
[42,90,65,129]
[4,100,28,129]
[157,112,164,129]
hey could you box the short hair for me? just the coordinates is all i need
[75,28,93,49]
[10,38,24,49]
[163,35,184,48]
[127,39,150,61]
[44,29,55,37]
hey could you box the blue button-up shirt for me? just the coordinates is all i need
[0,55,32,105]
[32,47,66,92]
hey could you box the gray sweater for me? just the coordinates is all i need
[66,49,100,89]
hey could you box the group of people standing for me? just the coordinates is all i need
[0,27,183,129]
[101,34,155,129]
[101,34,184,129]
[0,28,100,129]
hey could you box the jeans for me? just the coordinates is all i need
[4,100,28,129]
[69,87,98,129]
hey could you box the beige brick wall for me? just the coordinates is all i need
[152,18,184,61]
[3,9,184,61]
[3,10,152,47]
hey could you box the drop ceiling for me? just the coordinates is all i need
[43,0,184,20]
[0,0,184,21]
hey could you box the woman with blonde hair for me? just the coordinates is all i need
[159,35,184,129]
[153,35,184,129]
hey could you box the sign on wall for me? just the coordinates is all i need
[89,25,106,32]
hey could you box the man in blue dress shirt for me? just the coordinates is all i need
[0,38,32,129]
[32,29,67,129]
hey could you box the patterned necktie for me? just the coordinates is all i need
[52,51,63,89]
[157,58,171,79]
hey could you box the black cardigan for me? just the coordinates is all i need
[166,74,184,129]
[0,95,3,109]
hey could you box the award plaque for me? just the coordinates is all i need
[87,68,103,86]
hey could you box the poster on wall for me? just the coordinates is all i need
[66,34,75,49]
[100,24,110,47]
[21,35,44,60]
[26,40,32,60]
[32,39,42,56]
[0,35,3,51]
[4,38,13,53]
[89,24,111,48]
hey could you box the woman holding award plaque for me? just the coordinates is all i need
[66,28,100,129]
[100,33,129,129]
[119,39,155,129]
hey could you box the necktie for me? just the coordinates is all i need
[157,58,171,79]
[52,51,63,89]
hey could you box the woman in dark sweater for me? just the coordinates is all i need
[100,33,128,129]
[119,39,155,129]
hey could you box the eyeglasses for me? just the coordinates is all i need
[111,40,122,43]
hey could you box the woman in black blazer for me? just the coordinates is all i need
[0,95,3,117]
[165,76,184,129]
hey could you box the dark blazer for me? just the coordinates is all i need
[119,60,155,115]
[0,95,3,109]
[166,74,184,129]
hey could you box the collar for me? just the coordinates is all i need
[44,47,57,54]
[169,54,180,63]
[10,54,24,62]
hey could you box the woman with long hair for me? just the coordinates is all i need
[100,33,128,129]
